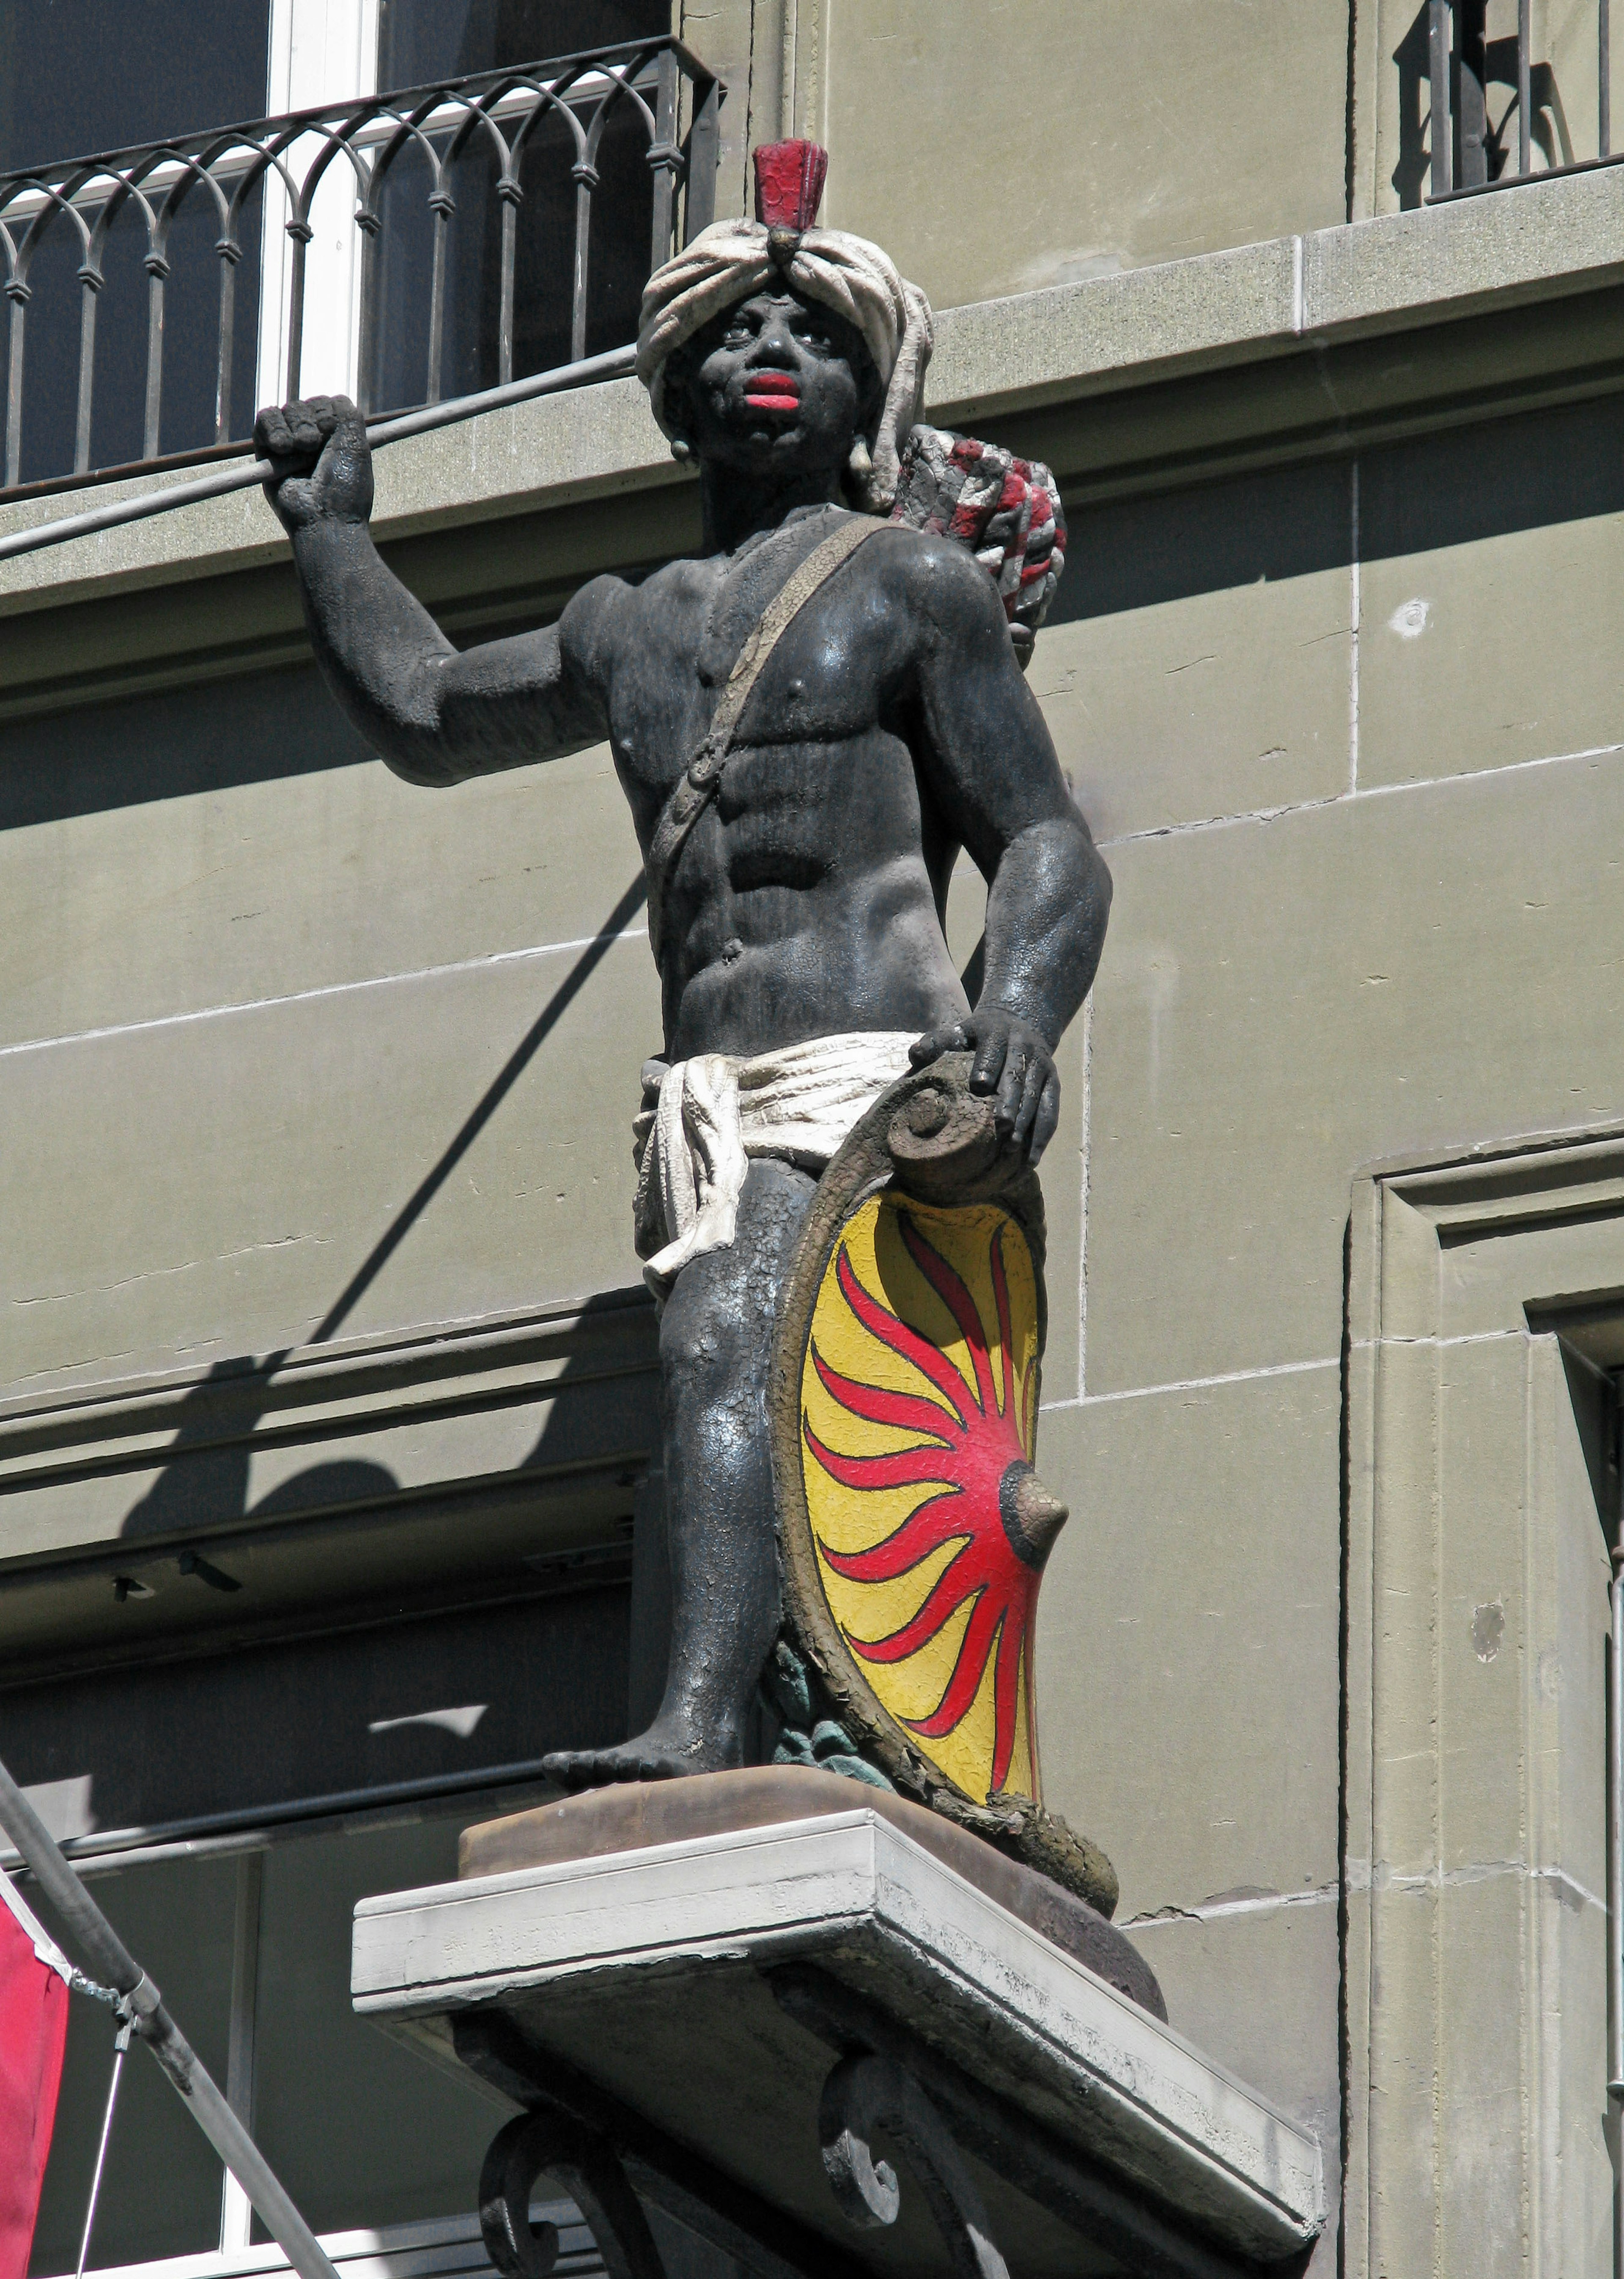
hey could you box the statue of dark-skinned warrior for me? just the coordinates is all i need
[256,142,1111,1804]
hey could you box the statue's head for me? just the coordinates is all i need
[656,282,884,490]
[636,141,933,513]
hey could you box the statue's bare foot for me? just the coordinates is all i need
[542,1717,742,1790]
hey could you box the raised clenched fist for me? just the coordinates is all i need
[254,395,373,534]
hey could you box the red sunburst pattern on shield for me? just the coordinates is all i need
[802,1212,1040,1797]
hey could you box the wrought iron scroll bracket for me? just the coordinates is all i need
[480,2108,667,2279]
[818,2050,1010,2279]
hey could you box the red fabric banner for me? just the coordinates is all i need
[0,1903,68,2279]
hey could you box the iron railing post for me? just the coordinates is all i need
[496,182,519,387]
[1604,0,1613,156]
[214,237,240,443]
[1518,0,1533,175]
[73,263,102,474]
[426,182,452,406]
[649,44,682,275]
[1430,0,1454,195]
[143,249,168,461]
[5,282,28,488]
[684,75,721,243]
[283,217,312,401]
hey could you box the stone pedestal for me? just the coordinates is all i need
[351,1769,1325,2279]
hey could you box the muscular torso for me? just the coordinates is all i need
[579,505,971,1061]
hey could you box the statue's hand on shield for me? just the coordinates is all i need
[910,1005,1061,1163]
[255,395,373,534]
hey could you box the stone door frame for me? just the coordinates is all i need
[1345,1123,1624,2278]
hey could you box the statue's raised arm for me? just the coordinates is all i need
[255,394,609,786]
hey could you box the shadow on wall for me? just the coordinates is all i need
[1046,392,1624,628]
[0,661,380,833]
[54,873,655,1834]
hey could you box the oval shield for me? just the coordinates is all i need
[770,1052,1079,1835]
[799,1189,1045,1806]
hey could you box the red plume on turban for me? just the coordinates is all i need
[753,141,828,231]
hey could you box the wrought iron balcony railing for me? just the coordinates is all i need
[1426,0,1613,197]
[0,35,721,495]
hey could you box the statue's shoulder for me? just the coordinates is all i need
[866,515,1012,637]
[560,557,711,681]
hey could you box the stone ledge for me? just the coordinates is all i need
[354,1803,1325,2272]
[0,373,680,621]
[929,161,1624,424]
[0,1289,658,1670]
[2,165,1621,624]
[3,168,1622,714]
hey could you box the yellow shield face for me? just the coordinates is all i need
[798,1192,1045,1807]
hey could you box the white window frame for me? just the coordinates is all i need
[255,0,381,412]
[42,2199,601,2279]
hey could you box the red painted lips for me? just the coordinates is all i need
[743,370,800,413]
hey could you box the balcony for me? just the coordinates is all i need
[1418,0,1616,199]
[0,34,722,496]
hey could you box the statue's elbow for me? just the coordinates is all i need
[376,737,464,790]
[1052,811,1111,930]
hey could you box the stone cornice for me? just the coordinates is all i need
[0,1291,659,1671]
[2,166,1622,710]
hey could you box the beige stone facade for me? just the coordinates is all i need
[6,3,1624,2270]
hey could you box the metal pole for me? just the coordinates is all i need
[1610,1547,1624,2279]
[0,340,638,570]
[0,1752,342,2279]
[1518,0,1532,176]
[76,2021,131,2279]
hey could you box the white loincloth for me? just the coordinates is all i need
[633,1031,918,1303]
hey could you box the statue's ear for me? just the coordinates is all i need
[850,342,885,445]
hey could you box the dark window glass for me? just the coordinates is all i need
[378,1,672,89]
[250,1815,499,2235]
[368,2,671,415]
[27,1854,235,2273]
[0,0,271,486]
[0,0,272,171]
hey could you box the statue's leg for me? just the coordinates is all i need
[543,1156,816,1785]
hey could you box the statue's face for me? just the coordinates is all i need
[667,285,881,480]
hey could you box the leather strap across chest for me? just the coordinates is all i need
[645,513,884,957]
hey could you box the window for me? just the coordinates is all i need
[0,1,272,483]
[6,1563,638,2272]
[27,1812,501,2271]
[0,2,707,492]
[364,0,672,415]
[25,1802,745,2279]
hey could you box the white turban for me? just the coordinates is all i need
[635,219,934,513]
